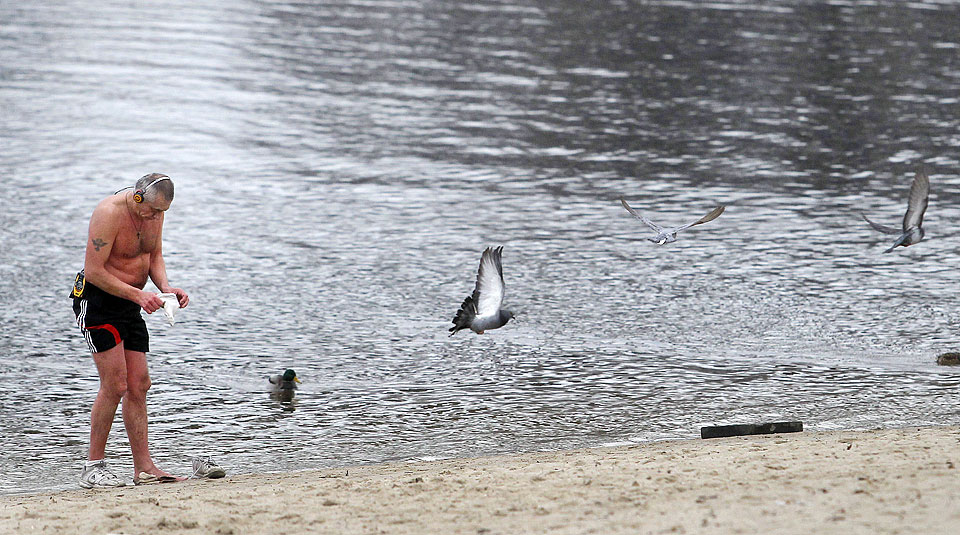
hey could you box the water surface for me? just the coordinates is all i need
[2,0,960,494]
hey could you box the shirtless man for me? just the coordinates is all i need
[72,173,189,487]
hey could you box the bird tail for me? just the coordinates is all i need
[449,295,478,336]
[883,233,909,253]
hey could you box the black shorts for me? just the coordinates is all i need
[73,282,149,354]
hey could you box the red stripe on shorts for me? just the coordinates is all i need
[86,324,122,346]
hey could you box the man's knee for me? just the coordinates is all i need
[94,346,131,400]
[127,374,152,397]
[99,373,128,401]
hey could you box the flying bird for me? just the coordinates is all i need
[450,246,514,335]
[620,198,725,245]
[861,169,930,253]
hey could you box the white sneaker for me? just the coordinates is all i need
[191,456,226,479]
[79,460,127,489]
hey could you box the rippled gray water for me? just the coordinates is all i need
[3,0,960,495]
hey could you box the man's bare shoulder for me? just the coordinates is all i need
[92,194,126,218]
[87,194,128,235]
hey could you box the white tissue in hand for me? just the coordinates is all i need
[157,293,179,326]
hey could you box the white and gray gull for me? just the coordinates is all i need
[620,197,725,245]
[861,169,929,253]
[449,246,514,335]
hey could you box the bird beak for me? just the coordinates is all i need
[295,377,302,383]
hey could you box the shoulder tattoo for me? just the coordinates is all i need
[92,238,107,251]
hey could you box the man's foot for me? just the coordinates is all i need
[192,456,226,479]
[79,460,127,489]
[133,466,186,485]
[133,472,181,485]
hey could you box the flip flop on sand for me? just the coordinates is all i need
[134,472,180,485]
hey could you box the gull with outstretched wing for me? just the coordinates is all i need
[620,198,725,245]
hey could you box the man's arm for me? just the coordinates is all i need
[148,223,190,308]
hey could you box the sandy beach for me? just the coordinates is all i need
[3,426,958,535]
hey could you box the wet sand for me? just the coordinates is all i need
[3,426,958,534]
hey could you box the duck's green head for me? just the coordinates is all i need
[282,369,301,383]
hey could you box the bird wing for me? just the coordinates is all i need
[902,170,929,231]
[474,246,505,318]
[860,213,900,235]
[669,206,725,233]
[620,198,662,233]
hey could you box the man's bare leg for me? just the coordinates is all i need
[122,349,184,481]
[90,344,128,461]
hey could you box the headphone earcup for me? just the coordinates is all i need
[133,189,144,203]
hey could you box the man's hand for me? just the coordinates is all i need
[163,287,189,309]
[136,291,166,314]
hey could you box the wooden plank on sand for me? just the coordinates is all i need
[701,421,803,439]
